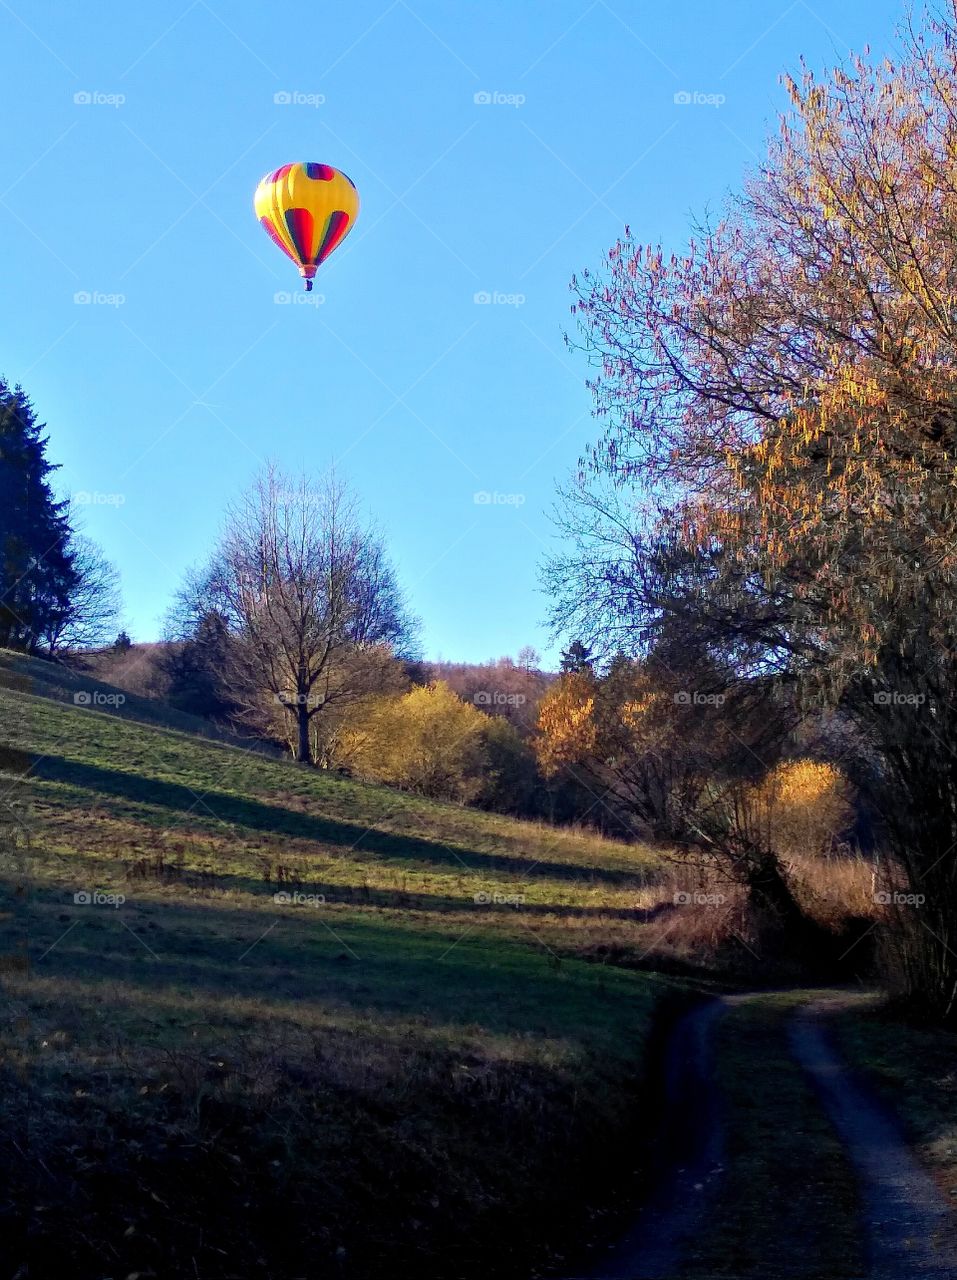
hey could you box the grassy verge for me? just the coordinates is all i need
[833,1003,957,1202]
[0,654,691,1279]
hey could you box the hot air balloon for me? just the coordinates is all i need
[254,162,360,291]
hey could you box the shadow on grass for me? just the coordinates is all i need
[35,754,653,888]
[122,859,673,920]
[1,874,673,1280]
[7,879,662,1040]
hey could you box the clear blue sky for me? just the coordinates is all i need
[0,0,904,664]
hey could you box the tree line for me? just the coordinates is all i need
[544,1,957,1021]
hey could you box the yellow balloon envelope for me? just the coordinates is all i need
[254,162,360,290]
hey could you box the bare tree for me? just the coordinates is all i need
[516,645,540,673]
[43,533,121,654]
[194,465,417,763]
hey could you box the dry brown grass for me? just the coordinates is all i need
[789,849,879,931]
[76,641,172,701]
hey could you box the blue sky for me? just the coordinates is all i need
[1,0,904,664]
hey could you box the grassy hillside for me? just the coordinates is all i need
[0,647,275,750]
[0,651,692,1280]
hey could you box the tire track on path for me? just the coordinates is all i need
[791,995,957,1280]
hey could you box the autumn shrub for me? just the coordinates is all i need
[747,759,854,862]
[341,681,489,802]
[735,759,877,938]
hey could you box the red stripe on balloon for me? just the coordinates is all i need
[315,210,351,264]
[284,208,315,263]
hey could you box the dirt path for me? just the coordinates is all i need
[791,995,957,1279]
[578,997,729,1279]
[565,990,957,1280]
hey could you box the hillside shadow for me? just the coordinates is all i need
[5,880,647,1034]
[125,862,672,919]
[35,754,652,888]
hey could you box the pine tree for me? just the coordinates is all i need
[559,640,593,674]
[0,381,77,652]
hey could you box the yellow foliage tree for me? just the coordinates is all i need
[342,681,488,802]
[746,760,854,862]
[534,671,597,778]
[535,657,736,841]
[559,4,957,1015]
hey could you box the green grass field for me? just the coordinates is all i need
[0,650,692,1279]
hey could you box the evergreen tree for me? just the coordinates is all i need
[163,610,238,721]
[559,640,593,674]
[0,382,77,652]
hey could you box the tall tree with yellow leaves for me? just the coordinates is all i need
[554,4,957,1017]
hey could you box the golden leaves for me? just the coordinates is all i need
[535,673,598,777]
